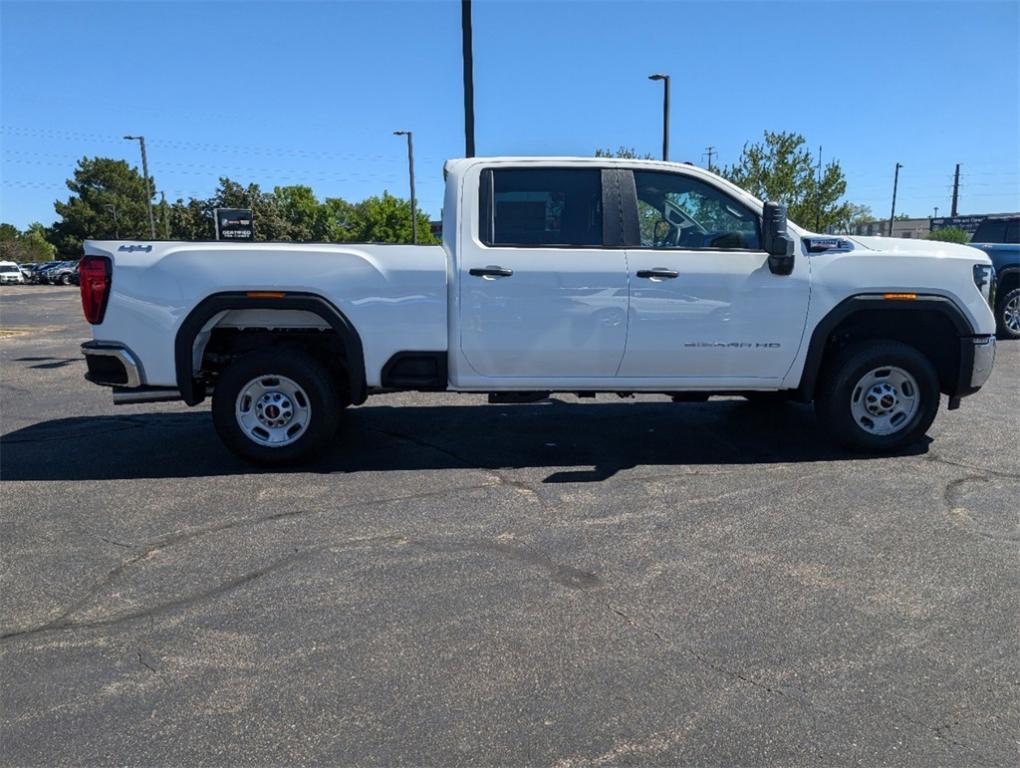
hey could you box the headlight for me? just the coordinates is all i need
[973,263,995,306]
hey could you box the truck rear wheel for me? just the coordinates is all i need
[815,341,939,452]
[996,287,1020,340]
[212,348,340,466]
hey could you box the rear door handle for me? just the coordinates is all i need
[469,266,514,278]
[636,268,679,279]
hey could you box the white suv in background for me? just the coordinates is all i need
[0,261,26,285]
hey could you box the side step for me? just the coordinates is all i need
[112,386,183,405]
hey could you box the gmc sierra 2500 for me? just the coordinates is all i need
[79,157,996,465]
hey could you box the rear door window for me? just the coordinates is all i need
[479,168,603,247]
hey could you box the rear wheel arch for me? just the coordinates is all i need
[174,292,366,406]
[796,295,973,401]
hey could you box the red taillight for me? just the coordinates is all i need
[79,256,111,324]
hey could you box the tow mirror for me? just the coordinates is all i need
[762,202,795,275]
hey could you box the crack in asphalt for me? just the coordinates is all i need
[926,452,1020,480]
[363,426,548,507]
[0,551,311,640]
[415,539,600,590]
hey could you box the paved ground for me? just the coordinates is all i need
[1,285,1017,767]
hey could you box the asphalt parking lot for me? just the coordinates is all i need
[1,285,1017,767]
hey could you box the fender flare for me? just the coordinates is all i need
[174,291,366,406]
[795,294,975,401]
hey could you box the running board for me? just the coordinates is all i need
[112,387,183,405]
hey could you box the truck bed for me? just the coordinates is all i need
[82,240,449,388]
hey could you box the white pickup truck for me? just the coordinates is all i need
[79,157,997,465]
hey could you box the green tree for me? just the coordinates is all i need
[834,203,875,234]
[317,197,358,242]
[0,222,57,262]
[167,197,214,240]
[50,157,154,256]
[720,131,852,232]
[347,191,437,244]
[595,146,655,159]
[926,227,970,244]
[274,185,321,241]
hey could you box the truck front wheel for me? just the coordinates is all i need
[996,287,1020,340]
[212,348,341,465]
[815,341,939,452]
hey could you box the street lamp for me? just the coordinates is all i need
[123,135,156,239]
[393,130,418,245]
[106,204,120,239]
[648,73,670,161]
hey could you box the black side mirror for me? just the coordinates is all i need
[762,202,795,275]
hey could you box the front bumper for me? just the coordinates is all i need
[948,335,996,409]
[969,335,996,389]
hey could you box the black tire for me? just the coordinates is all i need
[60,273,72,285]
[212,348,341,466]
[995,286,1020,340]
[814,340,939,452]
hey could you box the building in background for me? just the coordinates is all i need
[853,218,930,239]
[853,211,1020,240]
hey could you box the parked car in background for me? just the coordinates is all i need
[46,261,80,286]
[21,262,53,283]
[968,215,1020,339]
[0,260,26,284]
[33,261,64,284]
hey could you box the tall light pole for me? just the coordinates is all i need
[106,204,120,239]
[461,0,475,157]
[394,131,418,245]
[124,135,156,239]
[648,73,670,161]
[888,162,902,237]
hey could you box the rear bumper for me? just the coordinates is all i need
[82,341,185,404]
[81,341,142,387]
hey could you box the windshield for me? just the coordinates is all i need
[0,265,20,273]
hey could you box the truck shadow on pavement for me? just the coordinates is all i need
[0,398,927,482]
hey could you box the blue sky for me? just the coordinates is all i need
[1,0,1018,230]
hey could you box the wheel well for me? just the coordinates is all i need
[801,304,965,399]
[175,292,366,406]
[200,327,352,405]
[997,269,1019,303]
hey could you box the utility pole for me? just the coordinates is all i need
[393,131,418,244]
[815,145,822,231]
[124,135,156,239]
[648,74,670,161]
[703,145,716,172]
[106,204,120,239]
[461,0,475,157]
[933,206,939,218]
[951,163,960,216]
[160,191,170,239]
[888,162,902,237]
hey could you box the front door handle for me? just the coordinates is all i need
[636,268,679,279]
[469,266,514,278]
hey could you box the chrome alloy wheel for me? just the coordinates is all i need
[235,375,311,447]
[1004,293,1020,336]
[849,366,920,436]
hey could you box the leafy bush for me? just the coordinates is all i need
[926,227,970,244]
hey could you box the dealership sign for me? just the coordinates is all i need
[929,216,986,235]
[214,208,254,240]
